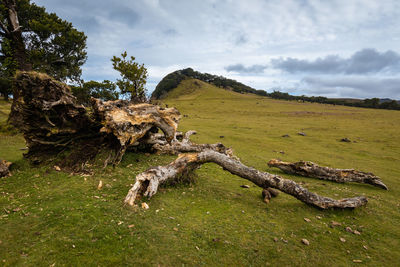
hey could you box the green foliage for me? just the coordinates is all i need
[111,51,148,102]
[71,80,119,105]
[0,0,87,82]
[152,68,268,99]
[268,90,400,110]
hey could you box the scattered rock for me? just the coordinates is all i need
[219,136,225,138]
[273,237,278,242]
[331,221,342,227]
[141,202,149,209]
[301,239,310,245]
[353,260,362,263]
[279,151,285,154]
[316,216,322,220]
[281,134,290,138]
[304,218,311,223]
[353,230,361,235]
[281,238,288,243]
[128,224,135,228]
[173,227,178,231]
[340,237,346,243]
[298,132,306,136]
[340,138,351,142]
[0,159,12,177]
[241,185,250,188]
[97,180,103,190]
[363,245,368,250]
[345,227,353,233]
[54,165,61,171]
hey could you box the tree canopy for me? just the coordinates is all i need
[111,51,148,103]
[0,0,87,82]
[71,80,119,106]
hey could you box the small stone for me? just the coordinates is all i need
[141,202,149,209]
[54,165,61,171]
[219,136,224,138]
[128,224,135,228]
[273,237,278,242]
[173,227,178,231]
[363,245,368,250]
[240,185,250,188]
[316,216,322,220]
[331,221,342,227]
[279,151,285,154]
[345,227,353,233]
[304,218,311,223]
[353,260,362,263]
[281,238,288,243]
[301,239,310,245]
[195,246,199,250]
[340,237,346,243]
[340,138,351,142]
[353,230,361,235]
[281,134,290,138]
[97,180,103,190]
[298,132,306,136]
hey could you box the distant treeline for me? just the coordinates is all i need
[151,68,267,99]
[268,91,400,110]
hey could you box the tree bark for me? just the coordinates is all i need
[268,159,387,190]
[125,148,368,210]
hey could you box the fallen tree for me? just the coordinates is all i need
[11,71,374,209]
[268,159,387,190]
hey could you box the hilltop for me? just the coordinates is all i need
[151,68,267,99]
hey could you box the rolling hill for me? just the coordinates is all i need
[1,81,400,266]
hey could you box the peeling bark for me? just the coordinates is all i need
[125,149,368,209]
[268,159,387,190]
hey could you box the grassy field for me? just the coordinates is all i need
[1,80,400,266]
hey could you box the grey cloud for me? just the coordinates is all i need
[225,64,267,73]
[301,76,400,98]
[272,49,400,74]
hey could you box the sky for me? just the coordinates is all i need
[33,0,400,99]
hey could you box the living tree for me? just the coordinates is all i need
[71,80,119,105]
[111,51,148,103]
[0,0,87,82]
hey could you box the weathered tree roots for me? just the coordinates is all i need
[268,159,387,190]
[125,138,368,210]
[0,160,12,177]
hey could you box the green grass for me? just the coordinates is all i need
[1,80,400,267]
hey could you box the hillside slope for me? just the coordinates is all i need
[1,89,400,266]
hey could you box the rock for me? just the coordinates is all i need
[298,132,306,136]
[353,230,361,235]
[353,260,362,263]
[279,151,285,154]
[219,136,225,138]
[304,218,311,223]
[281,134,290,138]
[340,138,351,142]
[173,227,178,231]
[141,202,149,209]
[340,237,346,242]
[316,216,322,220]
[363,245,368,250]
[54,165,61,171]
[128,224,135,228]
[331,221,342,227]
[345,227,353,233]
[273,237,278,242]
[301,239,310,245]
[241,185,250,188]
[97,180,103,190]
[0,160,12,177]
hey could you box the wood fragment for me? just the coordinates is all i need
[268,159,387,190]
[0,160,12,177]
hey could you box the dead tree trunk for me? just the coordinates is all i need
[268,159,387,190]
[125,139,368,210]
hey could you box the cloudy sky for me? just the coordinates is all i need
[33,0,400,99]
